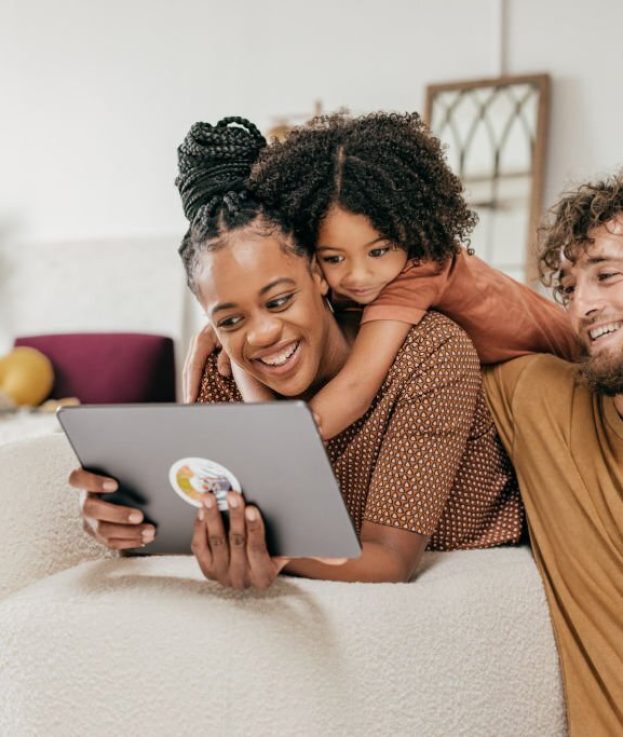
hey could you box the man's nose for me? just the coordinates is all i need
[572,280,603,318]
[246,314,282,346]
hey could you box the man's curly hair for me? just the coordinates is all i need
[249,112,477,263]
[539,172,623,302]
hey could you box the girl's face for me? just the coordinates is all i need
[195,226,348,397]
[315,205,408,304]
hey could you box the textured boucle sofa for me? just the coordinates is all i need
[0,432,567,737]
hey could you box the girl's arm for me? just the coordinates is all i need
[310,319,415,440]
[231,362,275,403]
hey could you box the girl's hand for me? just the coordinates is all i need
[183,324,232,403]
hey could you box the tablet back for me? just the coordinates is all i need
[58,402,361,558]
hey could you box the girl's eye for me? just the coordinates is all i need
[321,255,344,265]
[216,315,243,330]
[266,292,295,310]
[369,247,390,258]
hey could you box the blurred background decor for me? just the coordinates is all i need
[425,74,549,285]
[0,346,54,409]
[266,100,325,141]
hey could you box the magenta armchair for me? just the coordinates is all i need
[13,333,176,403]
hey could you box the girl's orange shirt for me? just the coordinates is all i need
[362,250,578,364]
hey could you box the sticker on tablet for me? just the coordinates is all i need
[168,457,241,511]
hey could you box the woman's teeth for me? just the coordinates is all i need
[258,342,299,367]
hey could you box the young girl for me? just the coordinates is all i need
[187,112,578,440]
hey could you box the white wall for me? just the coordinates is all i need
[1,0,622,358]
[508,0,623,207]
[1,0,497,244]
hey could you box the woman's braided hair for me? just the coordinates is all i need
[175,116,298,294]
[249,112,477,263]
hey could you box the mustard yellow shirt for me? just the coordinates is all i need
[484,355,623,737]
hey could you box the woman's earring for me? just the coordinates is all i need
[325,296,335,313]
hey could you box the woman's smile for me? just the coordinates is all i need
[251,339,302,376]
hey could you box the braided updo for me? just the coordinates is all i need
[175,116,299,294]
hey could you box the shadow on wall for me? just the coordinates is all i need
[0,218,24,354]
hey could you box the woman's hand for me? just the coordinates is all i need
[191,492,289,590]
[68,468,156,550]
[183,323,232,403]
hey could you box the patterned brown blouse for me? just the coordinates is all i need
[198,311,524,550]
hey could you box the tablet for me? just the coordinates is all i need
[57,402,361,558]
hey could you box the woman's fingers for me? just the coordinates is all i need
[201,494,230,584]
[245,506,283,589]
[69,467,118,493]
[191,507,213,577]
[81,493,144,525]
[227,492,249,590]
[86,516,155,547]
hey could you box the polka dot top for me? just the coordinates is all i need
[198,311,524,550]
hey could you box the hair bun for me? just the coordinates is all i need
[176,116,266,223]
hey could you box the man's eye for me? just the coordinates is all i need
[266,293,294,310]
[369,247,390,258]
[216,315,243,330]
[560,284,575,300]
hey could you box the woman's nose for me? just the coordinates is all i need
[246,314,282,346]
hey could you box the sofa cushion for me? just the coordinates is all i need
[0,433,112,599]
[0,549,566,737]
[14,333,176,403]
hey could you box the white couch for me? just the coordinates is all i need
[0,433,567,737]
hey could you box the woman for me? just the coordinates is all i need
[70,117,523,589]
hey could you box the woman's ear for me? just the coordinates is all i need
[310,256,330,296]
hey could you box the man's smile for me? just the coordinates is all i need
[588,321,623,343]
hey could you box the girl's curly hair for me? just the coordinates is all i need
[249,112,477,263]
[539,172,623,302]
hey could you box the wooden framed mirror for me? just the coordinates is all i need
[425,73,550,285]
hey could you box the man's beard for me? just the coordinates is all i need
[578,342,623,396]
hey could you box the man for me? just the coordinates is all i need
[484,174,623,737]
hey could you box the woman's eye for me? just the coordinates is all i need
[266,293,294,310]
[321,255,344,265]
[369,247,390,258]
[216,315,243,330]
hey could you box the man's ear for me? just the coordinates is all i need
[310,255,329,296]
